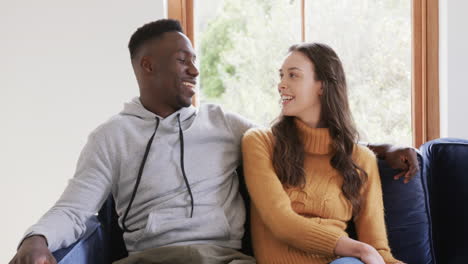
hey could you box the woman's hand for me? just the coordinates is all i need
[359,244,385,264]
[334,236,384,264]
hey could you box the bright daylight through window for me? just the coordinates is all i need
[195,0,411,145]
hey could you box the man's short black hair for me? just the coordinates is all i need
[128,19,183,60]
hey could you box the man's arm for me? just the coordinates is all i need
[367,143,419,183]
[225,111,258,139]
[10,129,116,264]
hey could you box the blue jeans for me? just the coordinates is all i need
[329,257,365,264]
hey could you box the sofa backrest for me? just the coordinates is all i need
[97,195,128,262]
[378,154,435,264]
[420,138,468,264]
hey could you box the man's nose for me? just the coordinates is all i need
[187,61,199,77]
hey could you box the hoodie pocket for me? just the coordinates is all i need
[139,207,231,246]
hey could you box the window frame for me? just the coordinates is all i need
[168,0,439,147]
[168,0,196,104]
[413,0,439,147]
[168,0,194,44]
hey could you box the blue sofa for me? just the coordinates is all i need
[52,138,468,264]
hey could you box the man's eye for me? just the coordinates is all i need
[177,58,186,63]
[289,73,297,78]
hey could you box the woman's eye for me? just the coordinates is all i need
[289,73,295,78]
[177,58,186,63]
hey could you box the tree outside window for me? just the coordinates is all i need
[195,0,411,145]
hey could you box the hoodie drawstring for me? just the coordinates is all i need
[122,114,194,233]
[122,117,160,233]
[177,113,194,218]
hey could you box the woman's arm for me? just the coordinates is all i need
[242,129,343,256]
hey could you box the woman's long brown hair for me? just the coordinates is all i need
[272,43,368,217]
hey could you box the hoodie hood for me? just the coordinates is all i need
[120,97,197,125]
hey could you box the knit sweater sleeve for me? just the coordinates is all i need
[353,146,402,264]
[241,129,344,256]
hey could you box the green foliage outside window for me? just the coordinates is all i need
[196,0,411,145]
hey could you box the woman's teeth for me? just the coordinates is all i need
[281,95,294,103]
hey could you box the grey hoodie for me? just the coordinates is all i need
[22,97,255,253]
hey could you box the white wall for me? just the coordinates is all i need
[0,0,166,262]
[439,0,468,139]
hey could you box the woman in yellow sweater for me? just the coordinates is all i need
[241,43,403,264]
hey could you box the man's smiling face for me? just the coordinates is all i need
[137,31,199,116]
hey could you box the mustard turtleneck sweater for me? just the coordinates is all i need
[241,119,400,264]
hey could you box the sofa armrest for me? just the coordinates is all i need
[52,216,110,264]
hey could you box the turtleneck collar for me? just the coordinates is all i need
[294,118,332,155]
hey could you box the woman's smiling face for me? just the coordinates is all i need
[278,51,323,122]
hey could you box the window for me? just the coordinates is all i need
[195,0,301,125]
[169,0,439,147]
[305,0,412,145]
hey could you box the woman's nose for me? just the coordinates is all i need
[278,82,286,92]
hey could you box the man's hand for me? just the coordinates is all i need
[9,235,56,264]
[385,145,419,183]
[367,144,419,183]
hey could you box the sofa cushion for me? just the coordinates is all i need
[378,155,435,264]
[420,138,468,263]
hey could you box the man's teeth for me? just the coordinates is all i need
[182,82,195,88]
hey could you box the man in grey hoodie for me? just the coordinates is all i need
[10,19,418,264]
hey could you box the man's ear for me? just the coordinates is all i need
[140,56,153,73]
